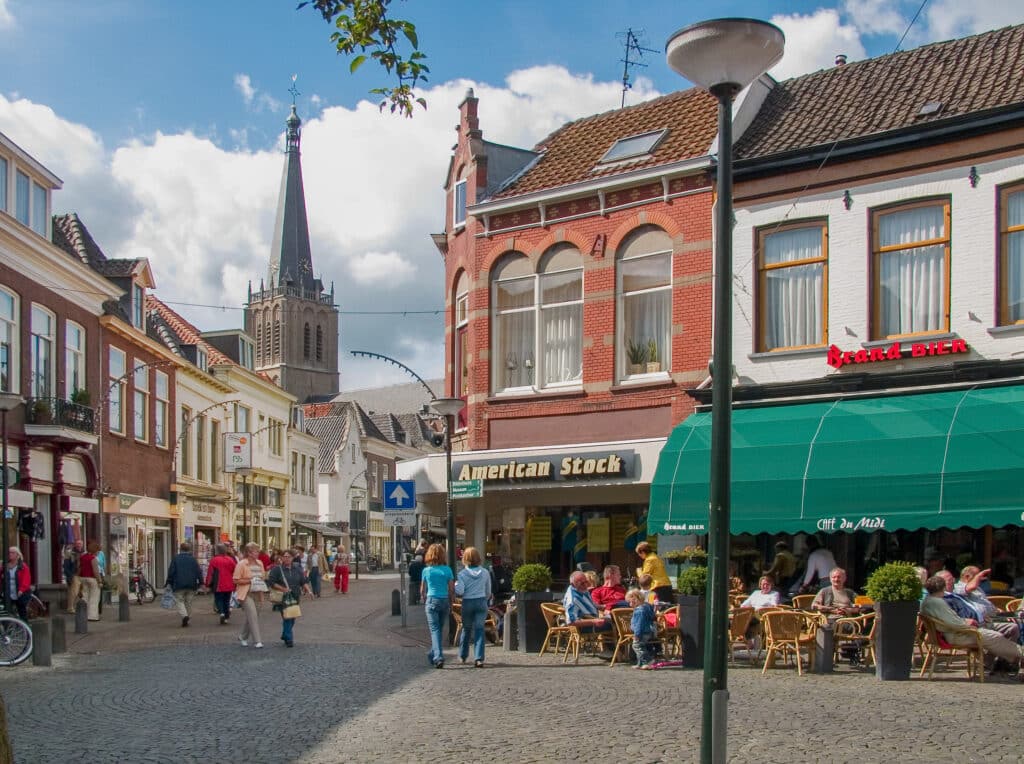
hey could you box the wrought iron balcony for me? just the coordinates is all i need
[25,397,97,442]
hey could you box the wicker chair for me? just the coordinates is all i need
[538,603,572,657]
[609,607,636,667]
[1007,598,1023,613]
[564,619,611,664]
[832,612,875,666]
[918,614,985,682]
[657,605,682,658]
[728,607,756,665]
[987,595,1014,612]
[791,594,817,610]
[761,610,816,675]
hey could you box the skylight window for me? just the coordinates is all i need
[917,101,943,118]
[600,129,668,163]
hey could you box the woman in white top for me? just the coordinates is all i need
[232,542,267,649]
[741,575,781,610]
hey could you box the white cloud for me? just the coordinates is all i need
[841,0,907,37]
[0,0,13,30]
[234,73,281,113]
[234,73,255,105]
[348,251,416,286]
[921,2,1024,41]
[769,9,868,80]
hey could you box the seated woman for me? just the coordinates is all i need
[740,575,781,610]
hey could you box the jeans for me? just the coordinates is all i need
[281,616,295,643]
[309,568,321,597]
[214,591,232,619]
[459,597,488,662]
[633,635,656,666]
[425,596,450,665]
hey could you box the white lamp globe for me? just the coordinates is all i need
[666,18,785,92]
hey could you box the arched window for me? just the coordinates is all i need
[303,323,311,360]
[315,325,323,362]
[255,320,263,364]
[491,253,534,392]
[617,226,672,379]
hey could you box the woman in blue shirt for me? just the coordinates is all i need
[455,546,492,667]
[419,543,455,668]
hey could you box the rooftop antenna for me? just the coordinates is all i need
[617,28,657,108]
[288,74,300,105]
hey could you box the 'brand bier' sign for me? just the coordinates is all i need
[827,339,968,370]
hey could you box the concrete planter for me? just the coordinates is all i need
[516,590,556,652]
[677,594,706,669]
[874,600,920,680]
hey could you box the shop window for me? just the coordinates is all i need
[133,359,149,442]
[108,347,127,434]
[616,226,672,379]
[757,220,828,351]
[998,182,1024,325]
[65,321,86,399]
[871,198,950,339]
[154,371,169,448]
[0,287,19,394]
[30,304,55,399]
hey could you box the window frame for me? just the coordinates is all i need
[870,197,951,340]
[132,284,144,329]
[615,228,673,382]
[0,157,7,213]
[65,321,87,399]
[195,415,206,481]
[755,219,829,352]
[132,359,149,442]
[154,371,169,448]
[998,181,1024,326]
[234,404,250,433]
[0,286,19,394]
[453,179,467,229]
[30,181,47,236]
[14,171,29,226]
[180,405,192,476]
[108,347,127,435]
[30,304,55,400]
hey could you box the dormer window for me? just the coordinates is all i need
[239,337,254,370]
[14,171,29,226]
[13,170,48,236]
[599,129,668,164]
[132,283,145,329]
[453,179,467,228]
[196,347,208,372]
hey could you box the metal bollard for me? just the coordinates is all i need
[118,592,130,622]
[31,619,52,666]
[74,598,88,634]
[50,615,67,654]
[391,589,401,616]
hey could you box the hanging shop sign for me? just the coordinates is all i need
[454,450,634,484]
[223,432,252,473]
[827,339,968,370]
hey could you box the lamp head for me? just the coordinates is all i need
[429,397,465,419]
[666,18,785,93]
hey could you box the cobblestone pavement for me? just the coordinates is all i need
[4,579,1022,764]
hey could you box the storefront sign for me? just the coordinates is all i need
[264,512,283,528]
[662,521,707,533]
[454,451,633,484]
[817,516,886,532]
[61,496,99,514]
[827,339,968,370]
[587,518,610,553]
[223,432,252,473]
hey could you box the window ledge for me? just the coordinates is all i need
[486,386,586,404]
[610,373,675,392]
[748,346,826,361]
[987,324,1024,337]
[861,332,957,348]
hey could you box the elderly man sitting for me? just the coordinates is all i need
[811,568,862,618]
[921,575,1023,668]
[562,571,612,633]
[937,569,1018,641]
[590,565,627,611]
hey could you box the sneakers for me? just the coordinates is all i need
[219,615,227,625]
[254,642,263,649]
[434,660,444,669]
[239,635,249,647]
[474,660,484,668]
[181,616,189,628]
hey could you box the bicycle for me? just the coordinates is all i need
[25,592,48,620]
[128,567,157,604]
[0,609,33,666]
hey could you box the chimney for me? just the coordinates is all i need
[458,87,481,139]
[835,53,848,67]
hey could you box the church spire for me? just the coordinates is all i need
[269,101,316,293]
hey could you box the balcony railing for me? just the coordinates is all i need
[26,397,96,434]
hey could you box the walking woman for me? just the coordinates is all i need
[78,541,103,622]
[233,542,267,649]
[420,543,455,668]
[266,550,310,647]
[455,546,492,668]
[333,546,351,594]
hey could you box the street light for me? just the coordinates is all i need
[666,18,784,764]
[428,397,465,572]
[0,393,24,614]
[235,468,253,545]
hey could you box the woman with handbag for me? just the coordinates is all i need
[233,542,267,648]
[266,550,310,647]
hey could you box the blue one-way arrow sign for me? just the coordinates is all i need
[383,480,416,509]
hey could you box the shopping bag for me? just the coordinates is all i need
[160,588,177,610]
[282,604,302,619]
[230,592,239,609]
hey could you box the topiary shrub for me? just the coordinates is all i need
[865,561,921,602]
[677,565,708,597]
[511,563,553,592]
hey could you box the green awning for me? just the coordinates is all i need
[649,384,1024,536]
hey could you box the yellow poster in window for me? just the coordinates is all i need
[526,516,552,552]
[610,514,632,548]
[587,518,610,553]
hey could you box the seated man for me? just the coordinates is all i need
[938,569,1018,641]
[811,568,861,618]
[562,571,612,633]
[921,575,1023,667]
[590,565,627,611]
[741,575,781,610]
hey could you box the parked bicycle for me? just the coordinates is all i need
[0,605,33,666]
[128,567,157,604]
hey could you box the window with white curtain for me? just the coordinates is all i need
[0,287,19,393]
[65,321,86,398]
[757,221,828,351]
[492,253,535,392]
[999,184,1024,325]
[617,226,672,379]
[872,200,949,339]
[539,244,583,386]
[30,305,55,398]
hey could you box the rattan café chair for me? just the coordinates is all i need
[538,603,571,657]
[761,610,816,675]
[609,607,636,667]
[790,594,817,610]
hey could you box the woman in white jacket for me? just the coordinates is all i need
[455,547,492,667]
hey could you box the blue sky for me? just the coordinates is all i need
[2,1,1023,390]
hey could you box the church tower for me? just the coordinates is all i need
[245,104,340,401]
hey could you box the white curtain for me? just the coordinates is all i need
[540,268,582,385]
[878,205,945,336]
[494,275,536,389]
[1007,192,1024,322]
[764,227,824,349]
[623,290,670,368]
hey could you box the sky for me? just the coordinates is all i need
[1,0,1022,391]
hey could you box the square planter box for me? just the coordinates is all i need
[516,590,557,652]
[677,594,706,669]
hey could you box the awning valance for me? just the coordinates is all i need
[649,384,1024,536]
[293,521,346,538]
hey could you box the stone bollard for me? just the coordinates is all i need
[391,589,401,616]
[118,592,130,622]
[31,619,52,666]
[74,598,88,634]
[814,624,835,674]
[50,615,67,654]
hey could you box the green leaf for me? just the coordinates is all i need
[349,54,367,73]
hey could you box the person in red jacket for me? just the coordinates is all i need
[6,546,33,620]
[205,544,238,625]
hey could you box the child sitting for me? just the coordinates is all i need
[626,588,657,669]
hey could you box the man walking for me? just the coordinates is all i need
[166,542,203,627]
[306,544,324,598]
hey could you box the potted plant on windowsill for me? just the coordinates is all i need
[864,561,921,681]
[646,338,661,373]
[626,339,647,375]
[511,563,555,653]
[677,564,708,669]
[31,399,53,425]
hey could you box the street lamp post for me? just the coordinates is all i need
[0,394,24,614]
[666,19,784,764]
[428,397,465,573]
[235,468,253,545]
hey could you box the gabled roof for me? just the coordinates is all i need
[489,88,718,200]
[735,24,1024,160]
[52,213,157,287]
[306,413,350,473]
[394,412,442,452]
[147,295,233,366]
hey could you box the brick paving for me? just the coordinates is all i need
[3,576,1022,763]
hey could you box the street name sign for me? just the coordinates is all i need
[451,479,483,500]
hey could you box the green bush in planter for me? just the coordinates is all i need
[865,561,921,602]
[677,565,707,596]
[512,563,553,592]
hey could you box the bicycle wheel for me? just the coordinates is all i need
[139,583,156,604]
[0,615,33,666]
